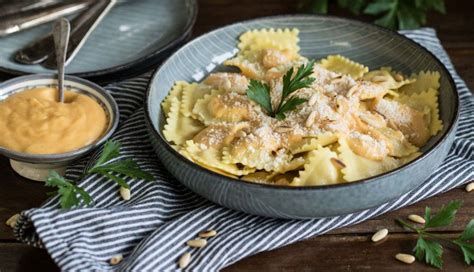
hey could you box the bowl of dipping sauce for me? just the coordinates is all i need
[0,74,119,181]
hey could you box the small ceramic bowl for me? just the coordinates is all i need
[0,74,119,181]
[145,15,459,219]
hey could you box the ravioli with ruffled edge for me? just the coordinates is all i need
[161,28,443,186]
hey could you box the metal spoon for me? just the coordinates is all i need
[52,18,70,103]
[0,0,91,37]
[15,0,117,65]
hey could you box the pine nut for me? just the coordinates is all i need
[186,238,207,248]
[331,158,346,168]
[408,214,426,224]
[178,252,191,269]
[199,229,217,238]
[465,182,474,192]
[308,94,318,106]
[305,111,318,127]
[395,253,416,264]
[394,74,404,81]
[371,228,388,242]
[120,187,131,201]
[6,213,20,228]
[275,126,293,133]
[110,254,123,265]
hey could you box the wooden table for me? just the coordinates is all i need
[1,0,473,271]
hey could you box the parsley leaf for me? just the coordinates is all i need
[281,60,315,99]
[397,200,474,268]
[275,97,307,120]
[45,171,93,209]
[454,220,474,265]
[458,220,474,241]
[424,200,462,229]
[44,140,153,209]
[337,0,367,14]
[94,140,121,166]
[246,60,314,120]
[455,242,474,265]
[415,236,444,268]
[89,158,154,186]
[300,0,446,30]
[246,80,273,115]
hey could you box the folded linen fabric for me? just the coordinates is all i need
[14,28,474,271]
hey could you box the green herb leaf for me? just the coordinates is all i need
[275,97,307,120]
[310,0,328,13]
[281,60,315,98]
[90,159,154,182]
[424,200,462,229]
[397,2,422,29]
[364,0,394,14]
[454,242,474,265]
[246,79,274,115]
[458,220,474,241]
[337,0,366,14]
[302,0,446,30]
[94,140,121,167]
[415,236,444,268]
[44,140,154,209]
[96,171,130,189]
[397,201,474,268]
[45,171,92,209]
[246,61,315,120]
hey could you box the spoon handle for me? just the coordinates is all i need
[53,18,70,103]
[43,0,116,69]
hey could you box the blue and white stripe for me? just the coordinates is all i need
[14,28,474,271]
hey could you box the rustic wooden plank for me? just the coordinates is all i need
[225,233,471,271]
[0,157,51,240]
[0,243,58,272]
[330,187,474,235]
[194,0,474,48]
[0,233,470,272]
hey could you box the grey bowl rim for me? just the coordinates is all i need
[0,74,120,161]
[144,14,460,191]
[0,0,198,84]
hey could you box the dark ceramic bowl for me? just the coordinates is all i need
[145,15,459,219]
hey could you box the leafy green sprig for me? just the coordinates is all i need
[45,140,153,209]
[299,0,446,30]
[396,201,474,268]
[246,60,315,120]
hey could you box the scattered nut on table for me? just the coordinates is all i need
[178,252,191,269]
[5,213,20,228]
[465,182,474,192]
[408,214,426,224]
[198,229,217,238]
[186,238,207,248]
[371,228,388,242]
[120,186,131,201]
[110,254,123,265]
[395,253,416,264]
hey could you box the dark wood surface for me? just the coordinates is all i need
[1,0,473,271]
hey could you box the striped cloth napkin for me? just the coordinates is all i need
[15,28,473,271]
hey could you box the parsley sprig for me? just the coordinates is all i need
[246,60,315,120]
[299,0,446,30]
[396,200,474,268]
[45,140,153,209]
